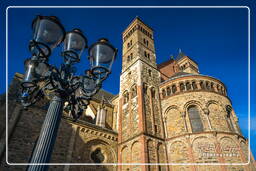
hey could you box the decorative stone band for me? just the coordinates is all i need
[160,74,228,100]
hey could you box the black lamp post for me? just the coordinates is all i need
[20,15,117,171]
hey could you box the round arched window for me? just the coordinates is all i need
[90,148,105,163]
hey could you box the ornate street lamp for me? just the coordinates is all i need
[20,15,117,171]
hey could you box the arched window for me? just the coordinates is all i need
[166,87,171,96]
[172,85,177,94]
[186,82,191,91]
[131,85,137,98]
[200,81,205,90]
[151,87,156,99]
[192,82,197,90]
[206,81,211,90]
[162,89,166,98]
[144,51,147,57]
[148,69,152,77]
[221,87,225,95]
[123,92,129,104]
[91,148,105,163]
[127,55,130,62]
[226,105,235,131]
[143,83,148,94]
[130,53,133,60]
[210,82,214,91]
[188,105,203,132]
[180,83,185,92]
[217,85,221,93]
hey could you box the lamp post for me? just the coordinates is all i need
[20,15,117,171]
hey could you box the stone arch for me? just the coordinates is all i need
[219,137,242,164]
[162,88,166,98]
[157,142,167,171]
[131,141,142,170]
[172,84,177,94]
[192,80,197,90]
[150,86,156,99]
[164,105,181,116]
[147,139,157,170]
[169,141,189,163]
[180,82,185,92]
[208,103,229,132]
[122,90,129,104]
[72,138,116,171]
[121,146,130,170]
[130,83,137,99]
[240,140,249,161]
[166,86,171,96]
[192,136,219,163]
[185,81,192,91]
[184,100,204,112]
[164,106,185,137]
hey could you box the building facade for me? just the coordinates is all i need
[0,17,255,171]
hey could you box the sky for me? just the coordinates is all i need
[0,0,255,160]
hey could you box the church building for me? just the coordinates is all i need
[0,17,255,171]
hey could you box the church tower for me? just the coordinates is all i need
[118,17,168,171]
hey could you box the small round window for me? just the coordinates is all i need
[90,148,105,163]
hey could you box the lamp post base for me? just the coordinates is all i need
[27,95,63,171]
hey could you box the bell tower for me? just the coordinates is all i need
[118,17,168,171]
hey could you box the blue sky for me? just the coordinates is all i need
[0,0,255,160]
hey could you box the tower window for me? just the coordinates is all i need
[131,85,137,98]
[123,92,129,104]
[130,53,133,60]
[130,40,132,46]
[148,69,152,77]
[127,55,130,62]
[144,51,147,57]
[151,87,156,99]
[127,42,130,48]
[154,125,158,133]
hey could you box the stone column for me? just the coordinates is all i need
[148,88,156,135]
[203,108,212,130]
[196,81,201,90]
[63,125,78,171]
[181,111,188,132]
[176,83,180,93]
[163,117,168,138]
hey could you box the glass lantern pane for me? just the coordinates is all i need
[90,44,114,64]
[23,61,36,87]
[64,32,86,58]
[33,18,64,49]
[34,62,49,77]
